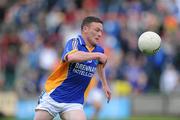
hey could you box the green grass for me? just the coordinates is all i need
[0,117,32,120]
[93,116,180,120]
[0,116,179,120]
[0,117,14,120]
[129,116,180,120]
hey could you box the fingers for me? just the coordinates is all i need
[106,90,111,103]
[98,53,107,64]
[107,99,110,103]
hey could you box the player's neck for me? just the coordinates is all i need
[82,34,94,49]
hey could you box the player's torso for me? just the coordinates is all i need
[45,36,103,104]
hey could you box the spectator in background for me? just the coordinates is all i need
[160,63,179,94]
[0,28,21,90]
[0,0,180,98]
[124,52,148,94]
[0,0,7,24]
[86,75,105,120]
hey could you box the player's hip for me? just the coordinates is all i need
[35,91,83,117]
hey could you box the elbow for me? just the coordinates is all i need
[66,54,73,62]
[66,54,76,63]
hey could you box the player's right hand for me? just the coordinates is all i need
[98,53,107,64]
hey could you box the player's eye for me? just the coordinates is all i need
[95,28,102,32]
[95,29,99,32]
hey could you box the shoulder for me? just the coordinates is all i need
[65,37,80,48]
[66,37,79,44]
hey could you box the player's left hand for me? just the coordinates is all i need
[103,85,111,103]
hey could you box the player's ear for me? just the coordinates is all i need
[83,25,89,33]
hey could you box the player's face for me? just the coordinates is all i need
[86,22,103,46]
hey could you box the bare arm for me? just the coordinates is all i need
[66,51,107,63]
[97,64,111,103]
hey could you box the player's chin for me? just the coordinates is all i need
[93,42,98,46]
[94,39,99,45]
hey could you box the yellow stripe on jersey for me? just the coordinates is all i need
[83,46,95,101]
[84,76,97,101]
[86,45,95,52]
[64,49,78,61]
[45,61,69,93]
[45,49,78,93]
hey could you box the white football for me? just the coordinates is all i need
[138,31,161,55]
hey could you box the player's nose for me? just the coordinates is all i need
[98,31,102,37]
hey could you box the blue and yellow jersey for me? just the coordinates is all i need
[45,35,104,104]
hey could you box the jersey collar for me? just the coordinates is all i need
[78,35,86,46]
[78,35,97,47]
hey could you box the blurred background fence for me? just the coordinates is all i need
[0,0,180,119]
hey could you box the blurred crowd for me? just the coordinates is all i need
[0,0,180,99]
